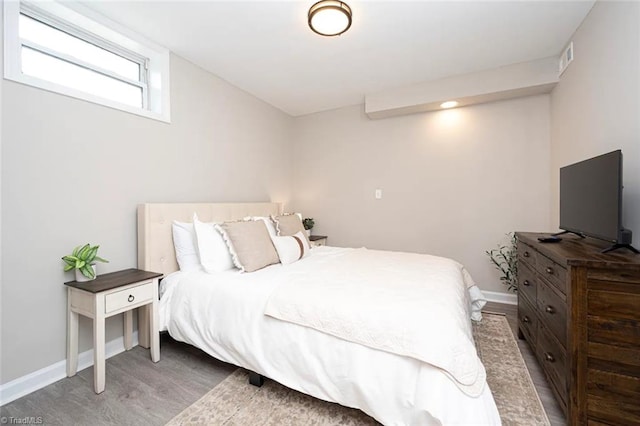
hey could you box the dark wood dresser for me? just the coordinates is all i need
[516,232,640,425]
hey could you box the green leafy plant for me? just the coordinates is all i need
[485,233,518,293]
[62,244,109,279]
[302,218,315,231]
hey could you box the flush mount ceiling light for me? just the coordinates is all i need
[440,101,459,109]
[308,1,352,37]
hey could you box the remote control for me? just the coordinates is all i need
[538,236,562,243]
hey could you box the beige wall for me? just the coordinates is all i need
[4,0,636,390]
[291,96,552,294]
[0,0,4,388]
[550,1,640,237]
[0,54,293,384]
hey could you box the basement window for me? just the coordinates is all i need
[4,1,171,122]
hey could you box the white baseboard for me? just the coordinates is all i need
[484,290,517,305]
[0,332,138,406]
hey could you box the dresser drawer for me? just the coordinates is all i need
[105,282,154,314]
[536,254,567,295]
[518,294,537,345]
[537,322,567,407]
[537,280,567,348]
[517,261,537,303]
[517,241,536,269]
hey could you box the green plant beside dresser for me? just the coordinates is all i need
[486,232,518,293]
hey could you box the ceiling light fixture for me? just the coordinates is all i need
[440,101,459,109]
[308,1,352,37]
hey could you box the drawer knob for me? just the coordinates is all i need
[545,305,555,314]
[546,267,554,274]
[544,352,555,363]
[522,316,530,323]
[128,295,135,303]
[523,280,531,287]
[523,252,530,258]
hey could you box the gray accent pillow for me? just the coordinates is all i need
[215,221,280,273]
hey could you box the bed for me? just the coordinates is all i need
[137,203,501,425]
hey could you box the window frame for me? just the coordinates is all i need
[4,0,171,123]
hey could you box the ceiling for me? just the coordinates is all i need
[82,1,595,117]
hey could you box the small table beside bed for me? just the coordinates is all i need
[137,202,500,425]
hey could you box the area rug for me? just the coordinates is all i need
[166,313,549,425]
[474,313,550,426]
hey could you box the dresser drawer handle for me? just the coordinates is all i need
[523,280,531,287]
[545,267,554,274]
[523,251,530,258]
[544,352,555,363]
[545,305,555,314]
[522,316,530,323]
[128,295,135,303]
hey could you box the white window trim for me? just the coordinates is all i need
[4,0,171,123]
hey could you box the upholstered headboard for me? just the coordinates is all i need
[137,202,282,275]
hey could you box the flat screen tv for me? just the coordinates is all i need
[558,150,637,253]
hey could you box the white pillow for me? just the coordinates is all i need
[271,231,310,265]
[193,213,235,273]
[172,221,201,272]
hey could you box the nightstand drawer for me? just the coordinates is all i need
[105,282,153,314]
[310,239,326,247]
[309,236,327,248]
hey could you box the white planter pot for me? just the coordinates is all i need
[75,264,97,282]
[306,229,312,237]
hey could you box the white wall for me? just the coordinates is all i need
[0,54,293,384]
[550,1,640,238]
[291,95,552,294]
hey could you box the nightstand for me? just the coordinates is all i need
[65,268,162,394]
[309,235,328,247]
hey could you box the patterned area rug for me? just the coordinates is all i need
[475,314,550,426]
[166,313,549,425]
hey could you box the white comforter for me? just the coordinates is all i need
[159,246,500,425]
[264,248,485,396]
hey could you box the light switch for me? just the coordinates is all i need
[375,189,382,199]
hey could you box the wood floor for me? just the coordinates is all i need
[0,336,236,426]
[1,302,566,425]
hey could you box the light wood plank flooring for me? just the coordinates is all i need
[0,336,236,426]
[1,302,566,425]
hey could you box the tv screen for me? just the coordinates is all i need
[559,150,622,243]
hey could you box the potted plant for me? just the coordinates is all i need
[302,218,315,237]
[485,233,518,293]
[62,244,109,282]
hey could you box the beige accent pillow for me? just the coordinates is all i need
[272,214,310,244]
[215,220,280,273]
[243,216,277,237]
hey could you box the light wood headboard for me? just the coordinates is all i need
[137,202,282,275]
